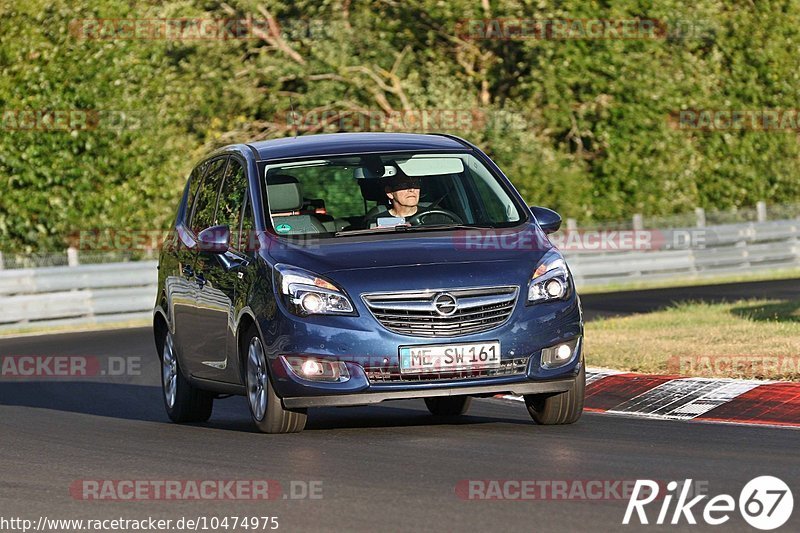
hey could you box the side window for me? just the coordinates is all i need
[191,157,228,232]
[217,159,247,230]
[466,163,520,223]
[184,160,210,225]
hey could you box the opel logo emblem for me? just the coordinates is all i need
[433,293,458,316]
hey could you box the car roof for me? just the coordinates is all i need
[246,133,470,161]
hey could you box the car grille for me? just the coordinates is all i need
[361,286,519,338]
[365,357,529,383]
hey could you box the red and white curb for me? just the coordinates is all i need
[499,368,800,429]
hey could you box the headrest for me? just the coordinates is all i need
[358,177,388,202]
[267,174,302,211]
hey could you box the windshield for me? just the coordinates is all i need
[262,152,524,238]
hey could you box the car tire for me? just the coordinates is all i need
[524,364,585,425]
[160,330,214,423]
[244,328,307,434]
[424,395,472,416]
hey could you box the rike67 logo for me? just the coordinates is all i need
[624,476,793,530]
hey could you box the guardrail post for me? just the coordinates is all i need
[694,207,706,228]
[632,213,643,231]
[0,251,4,270]
[67,247,79,267]
[756,201,767,222]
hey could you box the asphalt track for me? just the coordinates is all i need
[580,277,800,320]
[1,279,798,532]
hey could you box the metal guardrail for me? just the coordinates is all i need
[0,262,157,332]
[0,219,798,332]
[565,219,800,286]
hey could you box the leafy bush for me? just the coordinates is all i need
[1,0,799,251]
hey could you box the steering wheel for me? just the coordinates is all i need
[407,209,463,225]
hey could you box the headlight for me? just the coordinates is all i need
[274,264,355,316]
[527,250,571,304]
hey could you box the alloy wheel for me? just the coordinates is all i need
[162,332,177,409]
[246,337,268,421]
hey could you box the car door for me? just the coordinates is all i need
[179,156,229,378]
[225,188,259,385]
[170,159,210,370]
[191,157,250,382]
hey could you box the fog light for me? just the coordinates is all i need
[300,293,325,314]
[283,356,351,382]
[556,344,572,361]
[301,359,324,376]
[545,278,565,298]
[540,337,581,368]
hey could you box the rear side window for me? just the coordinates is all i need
[184,160,210,225]
[217,159,247,230]
[190,157,228,232]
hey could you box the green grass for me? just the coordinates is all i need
[585,299,800,381]
[578,268,800,294]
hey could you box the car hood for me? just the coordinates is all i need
[265,223,554,288]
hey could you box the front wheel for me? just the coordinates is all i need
[424,395,472,416]
[160,330,213,423]
[244,329,307,433]
[524,365,585,425]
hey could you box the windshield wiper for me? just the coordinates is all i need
[399,223,487,232]
[334,226,409,237]
[334,224,487,237]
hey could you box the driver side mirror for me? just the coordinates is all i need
[197,224,231,253]
[530,206,562,234]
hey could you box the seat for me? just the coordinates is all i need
[301,198,349,232]
[266,175,327,235]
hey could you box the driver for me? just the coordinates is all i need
[365,174,455,227]
[384,175,422,219]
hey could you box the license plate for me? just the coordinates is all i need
[399,342,501,374]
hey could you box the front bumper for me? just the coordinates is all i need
[281,371,579,408]
[261,277,583,406]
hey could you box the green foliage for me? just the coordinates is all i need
[1,0,799,251]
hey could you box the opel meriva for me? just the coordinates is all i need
[153,133,584,433]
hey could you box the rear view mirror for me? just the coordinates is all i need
[397,156,465,176]
[197,224,231,253]
[354,156,465,179]
[530,206,562,234]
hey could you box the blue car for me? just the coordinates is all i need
[153,133,584,433]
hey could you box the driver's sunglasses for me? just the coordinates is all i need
[388,178,422,191]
